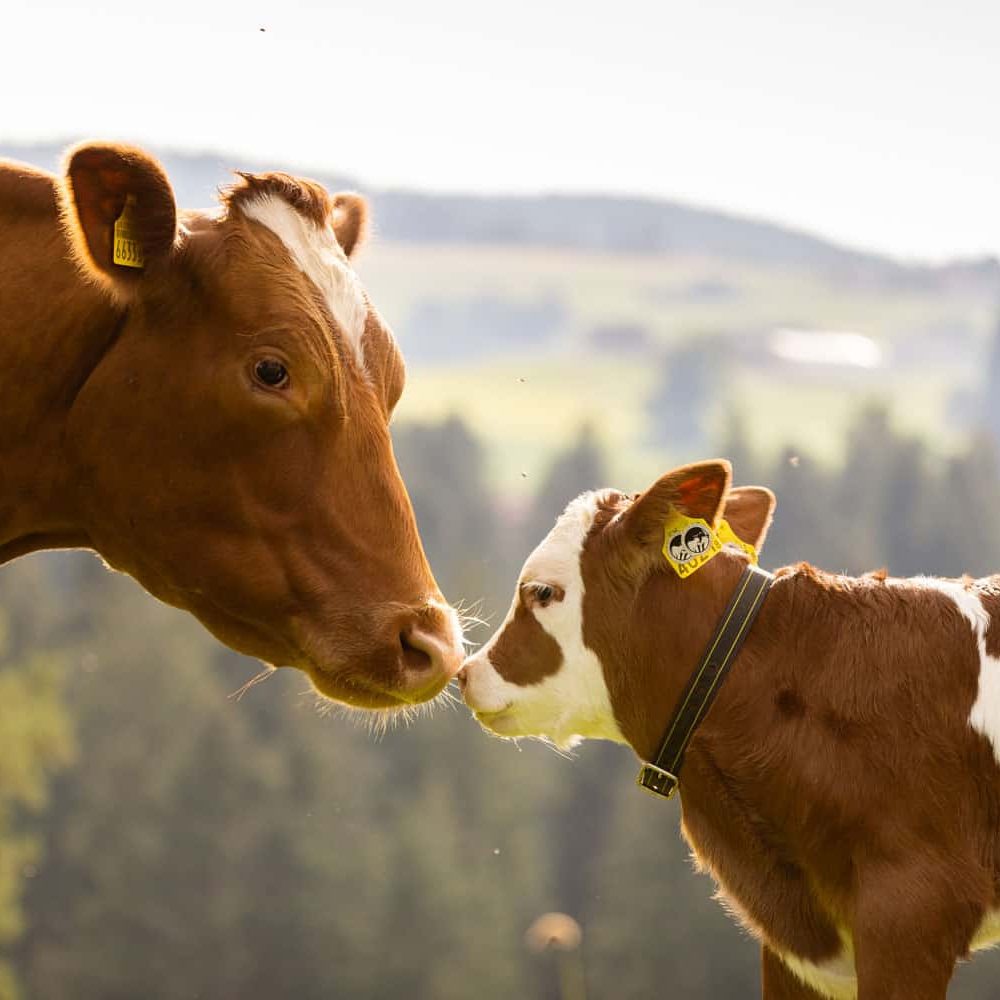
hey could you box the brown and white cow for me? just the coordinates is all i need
[1,142,463,709]
[460,459,1000,999]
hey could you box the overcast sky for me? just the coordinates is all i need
[3,0,998,261]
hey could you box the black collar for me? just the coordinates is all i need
[637,563,774,799]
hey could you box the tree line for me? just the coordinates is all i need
[2,403,1000,999]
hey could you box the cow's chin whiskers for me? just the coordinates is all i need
[228,664,278,702]
[311,682,456,739]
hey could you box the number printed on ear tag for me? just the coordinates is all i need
[113,195,144,269]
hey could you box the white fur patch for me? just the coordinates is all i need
[241,194,369,373]
[462,490,625,749]
[971,907,1000,953]
[779,941,856,1000]
[895,577,1000,766]
[777,906,1000,1000]
[969,631,1000,768]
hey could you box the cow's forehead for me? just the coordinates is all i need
[241,194,368,370]
[521,490,615,585]
[176,196,376,382]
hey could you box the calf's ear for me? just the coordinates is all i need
[723,486,777,550]
[62,142,178,297]
[619,460,731,550]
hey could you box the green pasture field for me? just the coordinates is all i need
[363,242,998,495]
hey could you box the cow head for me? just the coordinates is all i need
[59,142,463,708]
[460,461,776,751]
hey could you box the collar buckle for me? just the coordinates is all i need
[636,763,679,798]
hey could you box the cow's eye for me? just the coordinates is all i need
[254,359,289,388]
[535,585,555,605]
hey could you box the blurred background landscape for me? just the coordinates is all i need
[5,0,1000,995]
[4,142,1000,998]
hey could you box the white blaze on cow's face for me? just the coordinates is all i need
[240,192,369,374]
[461,491,626,749]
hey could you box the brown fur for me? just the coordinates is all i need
[490,601,564,685]
[578,463,1000,998]
[472,459,1000,997]
[0,142,461,708]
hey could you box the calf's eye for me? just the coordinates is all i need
[535,585,554,605]
[254,359,289,388]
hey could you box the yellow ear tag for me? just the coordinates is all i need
[113,195,144,269]
[662,512,758,579]
[715,519,759,565]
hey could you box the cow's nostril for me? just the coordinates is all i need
[455,667,468,691]
[399,630,434,672]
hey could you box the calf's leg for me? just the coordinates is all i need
[853,866,974,1000]
[761,946,829,1000]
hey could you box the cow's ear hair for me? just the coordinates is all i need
[723,486,776,550]
[617,460,731,551]
[221,173,367,258]
[62,142,178,298]
[332,192,368,258]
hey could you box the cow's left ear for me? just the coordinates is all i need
[618,460,731,550]
[723,486,776,550]
[61,142,178,298]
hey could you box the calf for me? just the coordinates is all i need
[460,459,1000,999]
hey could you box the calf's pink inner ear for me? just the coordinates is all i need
[63,142,178,287]
[723,486,777,550]
[621,460,732,549]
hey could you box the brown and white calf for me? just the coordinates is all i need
[1,143,463,709]
[460,459,1000,999]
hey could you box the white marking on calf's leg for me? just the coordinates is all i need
[241,194,369,373]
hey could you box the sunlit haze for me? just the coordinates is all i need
[3,0,999,260]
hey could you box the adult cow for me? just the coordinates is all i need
[0,142,463,709]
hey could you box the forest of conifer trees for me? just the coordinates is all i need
[5,395,1000,998]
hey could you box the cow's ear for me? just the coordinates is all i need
[331,192,368,258]
[617,460,731,551]
[62,142,178,297]
[723,486,776,550]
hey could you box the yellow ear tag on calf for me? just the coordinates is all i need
[662,512,758,578]
[113,195,144,269]
[715,519,759,564]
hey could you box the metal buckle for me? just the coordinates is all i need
[636,763,679,798]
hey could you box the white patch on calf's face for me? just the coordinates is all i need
[462,491,625,749]
[241,193,369,373]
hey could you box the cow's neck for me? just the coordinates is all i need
[0,167,122,562]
